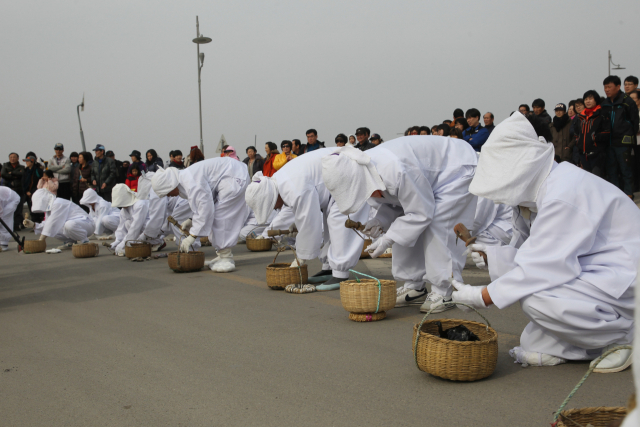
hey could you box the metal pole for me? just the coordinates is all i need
[196,16,204,156]
[608,50,610,76]
[77,104,86,152]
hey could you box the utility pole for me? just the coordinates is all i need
[193,17,212,155]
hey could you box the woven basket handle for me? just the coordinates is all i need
[272,244,301,266]
[552,345,633,423]
[413,303,492,370]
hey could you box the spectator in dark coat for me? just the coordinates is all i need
[169,150,185,169]
[90,145,118,202]
[22,156,44,222]
[532,98,552,126]
[573,91,609,178]
[462,108,490,151]
[127,150,147,174]
[292,139,305,156]
[145,149,164,172]
[72,151,93,207]
[242,146,264,177]
[550,103,574,163]
[354,127,375,151]
[304,129,326,153]
[1,152,25,229]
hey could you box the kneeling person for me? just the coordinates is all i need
[79,188,120,239]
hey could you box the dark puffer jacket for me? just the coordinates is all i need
[1,162,25,194]
[90,157,118,195]
[600,91,640,147]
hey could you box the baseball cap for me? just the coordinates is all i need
[92,144,105,151]
[129,150,141,157]
[54,143,64,150]
[23,155,36,162]
[554,103,567,112]
[370,133,381,141]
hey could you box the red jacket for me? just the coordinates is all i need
[125,174,139,192]
[262,153,278,177]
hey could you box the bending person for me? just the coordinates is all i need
[110,184,150,257]
[0,187,21,251]
[452,112,639,372]
[246,148,370,290]
[79,188,120,239]
[321,139,478,312]
[470,196,512,248]
[25,189,95,249]
[151,158,249,272]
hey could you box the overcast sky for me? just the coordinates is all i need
[2,1,638,162]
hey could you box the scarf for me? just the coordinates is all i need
[582,105,601,118]
[552,114,570,132]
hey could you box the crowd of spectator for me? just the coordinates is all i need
[2,74,639,232]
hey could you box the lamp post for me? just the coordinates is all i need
[608,50,625,75]
[193,16,212,155]
[76,94,86,152]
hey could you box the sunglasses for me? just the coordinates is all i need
[224,150,234,153]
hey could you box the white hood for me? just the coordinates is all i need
[111,184,138,208]
[151,167,180,197]
[244,172,279,225]
[31,189,56,213]
[79,188,102,207]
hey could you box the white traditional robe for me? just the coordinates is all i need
[34,198,94,243]
[175,158,249,250]
[364,136,478,295]
[160,196,201,250]
[0,187,21,246]
[239,208,277,242]
[136,188,166,246]
[112,199,150,253]
[472,197,512,247]
[268,148,369,278]
[485,162,640,360]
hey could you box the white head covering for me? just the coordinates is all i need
[321,146,386,215]
[245,172,279,224]
[150,167,180,197]
[469,112,555,207]
[31,189,56,213]
[111,183,138,208]
[79,188,102,207]
[137,171,154,200]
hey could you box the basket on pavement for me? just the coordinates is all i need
[124,240,151,259]
[340,271,396,322]
[359,239,372,259]
[266,246,308,290]
[552,346,631,427]
[168,251,205,272]
[413,304,498,381]
[247,238,272,252]
[24,240,46,254]
[72,242,99,258]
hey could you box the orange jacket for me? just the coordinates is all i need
[262,153,278,177]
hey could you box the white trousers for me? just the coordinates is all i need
[209,177,249,251]
[101,214,120,236]
[393,172,476,296]
[52,218,95,243]
[0,197,20,246]
[519,280,634,360]
[318,200,369,278]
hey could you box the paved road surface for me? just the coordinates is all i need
[0,236,633,426]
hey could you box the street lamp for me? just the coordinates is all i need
[193,16,212,155]
[608,50,625,75]
[77,93,86,152]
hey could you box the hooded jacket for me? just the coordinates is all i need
[550,115,574,161]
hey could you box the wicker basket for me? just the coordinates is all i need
[124,240,151,259]
[359,239,372,259]
[72,242,99,258]
[553,345,631,427]
[24,240,46,254]
[266,246,308,290]
[340,278,396,322]
[413,304,498,381]
[247,238,273,252]
[168,251,205,272]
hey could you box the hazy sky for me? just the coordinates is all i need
[2,1,638,162]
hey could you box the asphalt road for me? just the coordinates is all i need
[0,236,633,426]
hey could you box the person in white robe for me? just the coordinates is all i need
[238,208,278,243]
[151,158,249,272]
[321,138,478,312]
[0,187,21,251]
[110,184,150,257]
[79,188,120,239]
[159,195,201,251]
[471,197,512,247]
[25,189,95,249]
[259,207,298,247]
[135,173,167,251]
[452,112,638,372]
[245,148,370,290]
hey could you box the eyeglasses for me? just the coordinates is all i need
[282,145,292,149]
[223,150,234,153]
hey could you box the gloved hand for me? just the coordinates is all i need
[181,219,193,232]
[290,258,306,268]
[288,223,298,238]
[180,235,196,253]
[365,236,394,258]
[363,218,384,238]
[466,243,488,270]
[39,235,47,241]
[451,279,487,311]
[23,219,35,228]
[115,250,125,257]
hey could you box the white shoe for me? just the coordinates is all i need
[509,346,566,367]
[395,286,428,308]
[97,235,111,241]
[420,292,455,313]
[590,344,633,373]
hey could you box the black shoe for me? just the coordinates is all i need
[312,269,332,277]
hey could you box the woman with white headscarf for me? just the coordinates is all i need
[79,188,120,239]
[452,112,639,372]
[151,158,249,272]
[110,183,150,256]
[24,188,95,249]
[321,138,478,312]
[245,148,370,290]
[0,187,22,251]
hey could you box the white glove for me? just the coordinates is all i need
[115,250,125,257]
[180,235,196,253]
[181,219,193,232]
[288,223,298,238]
[365,236,394,258]
[466,243,488,270]
[451,279,487,311]
[290,258,306,267]
[23,219,35,228]
[39,235,47,241]
[363,218,384,238]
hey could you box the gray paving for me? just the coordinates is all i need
[0,234,633,426]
